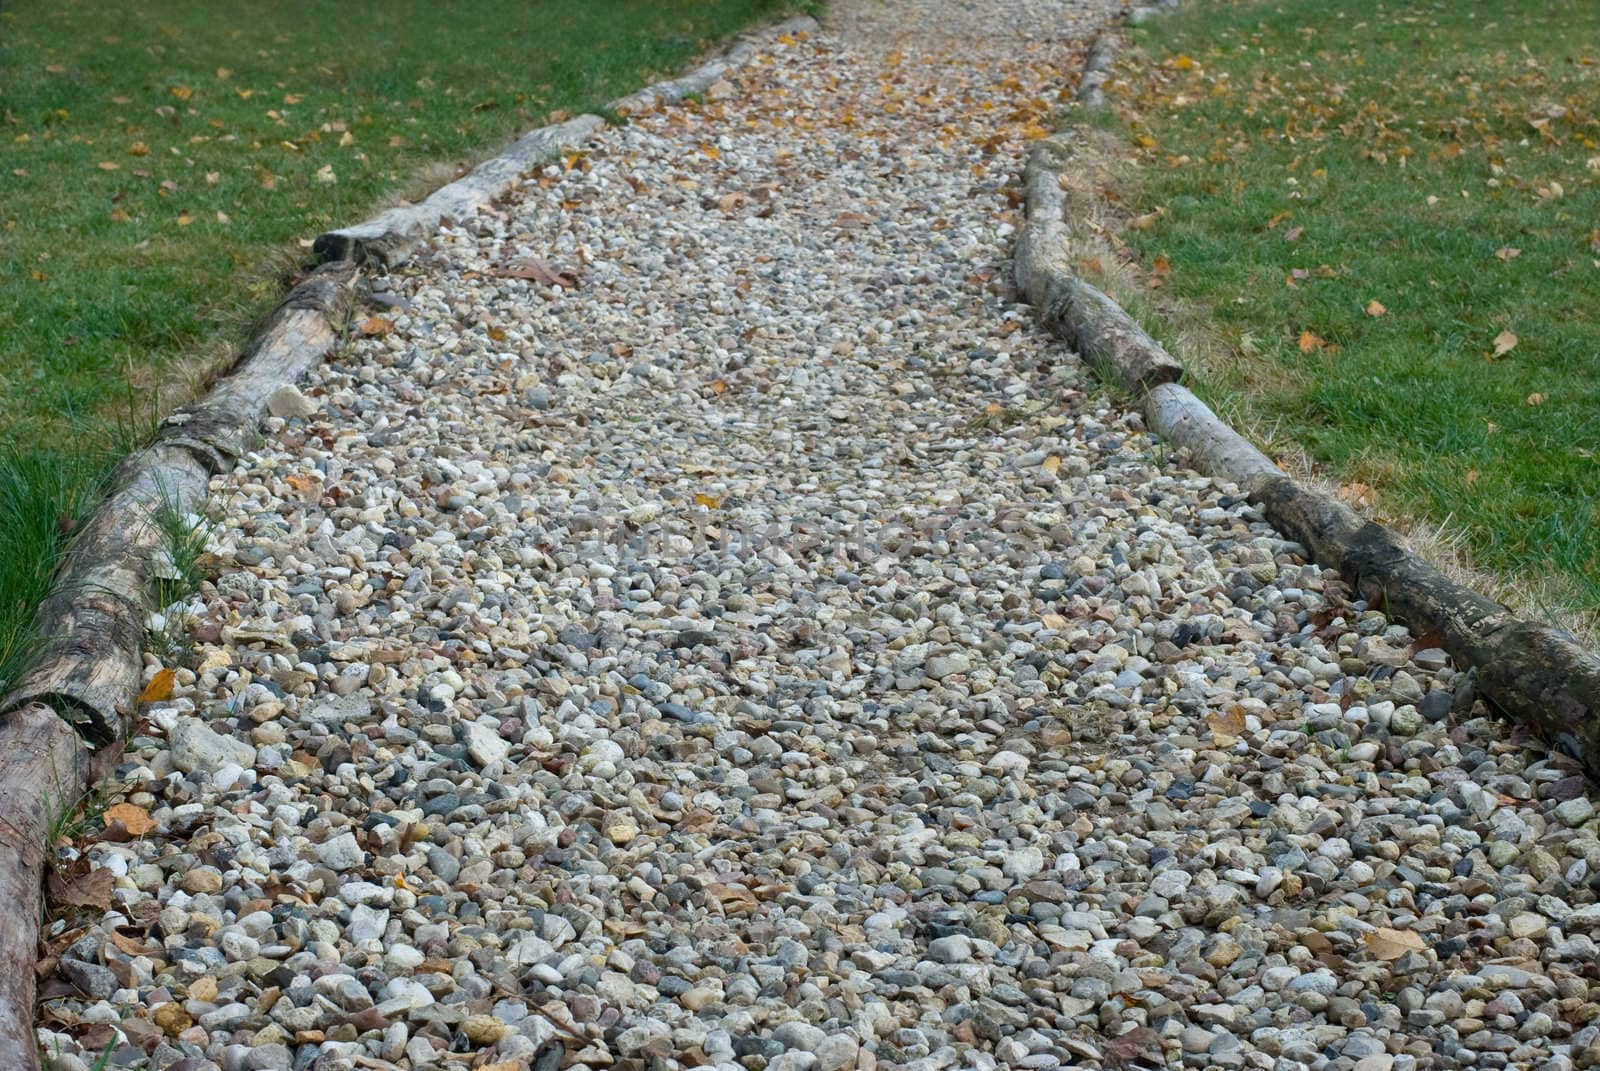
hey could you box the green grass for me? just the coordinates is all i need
[0,0,797,692]
[1101,0,1600,621]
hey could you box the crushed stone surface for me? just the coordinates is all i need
[39,4,1600,1071]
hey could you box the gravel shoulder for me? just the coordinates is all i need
[39,4,1600,1071]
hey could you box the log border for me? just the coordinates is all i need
[1018,96,1600,776]
[314,15,820,269]
[0,12,821,1065]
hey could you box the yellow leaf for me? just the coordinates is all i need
[1135,134,1158,149]
[486,326,506,342]
[1297,330,1326,353]
[1364,927,1426,960]
[138,668,175,704]
[1465,469,1479,486]
[706,379,728,395]
[1171,54,1195,70]
[170,85,193,101]
[176,212,193,226]
[127,141,150,156]
[103,803,155,837]
[694,493,724,509]
[701,144,721,160]
[359,316,391,336]
[1041,455,1061,474]
[1492,329,1518,357]
[1365,299,1387,317]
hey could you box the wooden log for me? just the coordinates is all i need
[1076,33,1118,110]
[0,263,355,741]
[1146,385,1600,775]
[610,15,820,114]
[314,115,605,268]
[1144,382,1279,488]
[0,703,89,1071]
[1015,140,1183,394]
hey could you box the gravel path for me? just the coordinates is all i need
[42,4,1600,1071]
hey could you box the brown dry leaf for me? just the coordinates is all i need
[1526,392,1546,406]
[701,144,721,160]
[176,212,193,226]
[1364,927,1426,960]
[108,208,132,223]
[138,667,175,705]
[706,379,728,396]
[1283,225,1304,243]
[49,868,115,911]
[1465,469,1480,486]
[96,161,119,172]
[1150,254,1171,277]
[358,316,391,336]
[170,85,193,101]
[102,803,155,838]
[1041,455,1061,475]
[1492,329,1518,357]
[127,141,150,156]
[832,211,872,230]
[1365,299,1387,317]
[108,930,155,957]
[487,326,507,342]
[717,192,747,214]
[1126,208,1163,231]
[493,259,582,289]
[1297,329,1327,354]
[1207,706,1247,746]
[1494,245,1521,261]
[1339,482,1377,509]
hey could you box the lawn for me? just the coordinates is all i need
[1096,0,1600,624]
[0,0,797,691]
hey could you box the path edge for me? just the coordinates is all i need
[0,11,820,1065]
[314,15,820,269]
[1014,47,1600,777]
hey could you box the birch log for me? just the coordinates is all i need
[314,116,604,268]
[1,262,355,741]
[0,704,89,1070]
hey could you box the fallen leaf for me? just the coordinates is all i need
[1283,225,1304,242]
[1126,208,1164,231]
[1170,54,1195,70]
[492,259,583,289]
[1297,329,1327,353]
[102,803,155,838]
[693,493,724,509]
[1041,455,1061,474]
[700,144,720,160]
[1494,245,1521,261]
[48,868,115,911]
[717,191,747,214]
[1466,469,1479,486]
[107,208,132,223]
[170,85,193,101]
[138,668,175,704]
[1339,482,1377,509]
[96,161,119,171]
[127,141,150,156]
[1364,927,1426,960]
[358,316,391,336]
[1492,329,1518,357]
[705,379,728,396]
[108,930,155,956]
[1207,706,1247,746]
[1365,299,1387,317]
[1526,392,1545,406]
[832,211,872,230]
[1150,254,1171,276]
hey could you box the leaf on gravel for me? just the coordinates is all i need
[1364,927,1425,960]
[138,668,175,705]
[1365,299,1387,317]
[358,316,391,336]
[48,867,115,911]
[1492,329,1518,357]
[832,211,872,230]
[1040,455,1061,474]
[102,803,155,839]
[493,259,583,289]
[717,192,748,214]
[1207,706,1247,746]
[108,929,156,956]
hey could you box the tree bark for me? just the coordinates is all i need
[1,263,355,741]
[0,704,89,1071]
[314,116,606,268]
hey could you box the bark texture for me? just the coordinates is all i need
[1,263,355,741]
[0,704,89,1071]
[314,116,605,268]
